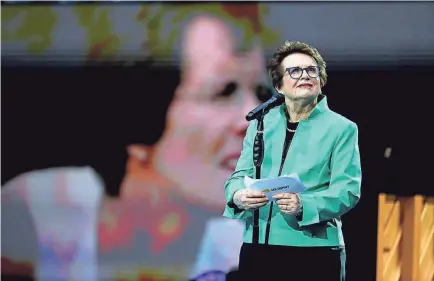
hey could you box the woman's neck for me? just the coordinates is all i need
[285,97,317,122]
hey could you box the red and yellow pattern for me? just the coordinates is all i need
[1,3,280,62]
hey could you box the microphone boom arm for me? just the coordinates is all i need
[245,94,285,121]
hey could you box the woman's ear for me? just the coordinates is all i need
[127,144,150,162]
[275,86,283,95]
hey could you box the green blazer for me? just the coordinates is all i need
[223,96,361,247]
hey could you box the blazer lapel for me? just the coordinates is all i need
[278,95,329,177]
[265,106,286,179]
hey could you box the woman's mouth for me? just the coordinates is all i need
[297,83,313,88]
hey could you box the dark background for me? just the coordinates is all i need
[3,62,434,280]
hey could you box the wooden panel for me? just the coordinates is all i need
[401,196,422,281]
[377,194,434,281]
[419,197,434,281]
[377,194,402,281]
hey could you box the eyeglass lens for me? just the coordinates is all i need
[288,67,319,79]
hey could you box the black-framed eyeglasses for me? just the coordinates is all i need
[285,66,320,79]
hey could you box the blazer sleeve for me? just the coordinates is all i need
[222,119,257,220]
[297,123,362,227]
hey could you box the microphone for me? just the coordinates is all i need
[245,94,285,121]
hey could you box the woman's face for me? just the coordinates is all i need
[154,49,269,210]
[277,53,322,101]
[123,17,270,210]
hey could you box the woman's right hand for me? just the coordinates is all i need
[233,189,269,210]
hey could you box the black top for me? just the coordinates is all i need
[279,106,299,176]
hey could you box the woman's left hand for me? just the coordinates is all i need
[273,193,302,215]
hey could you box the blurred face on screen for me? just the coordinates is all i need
[277,53,321,101]
[152,17,269,209]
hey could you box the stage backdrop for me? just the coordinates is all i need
[2,2,434,281]
[2,2,434,66]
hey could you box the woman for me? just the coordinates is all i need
[99,16,268,280]
[223,41,361,281]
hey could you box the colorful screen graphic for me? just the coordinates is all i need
[1,3,271,280]
[3,2,433,281]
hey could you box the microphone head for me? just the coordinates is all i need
[245,93,285,121]
[272,93,285,105]
[245,112,255,121]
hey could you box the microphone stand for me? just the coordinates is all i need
[251,110,265,244]
[246,94,284,244]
